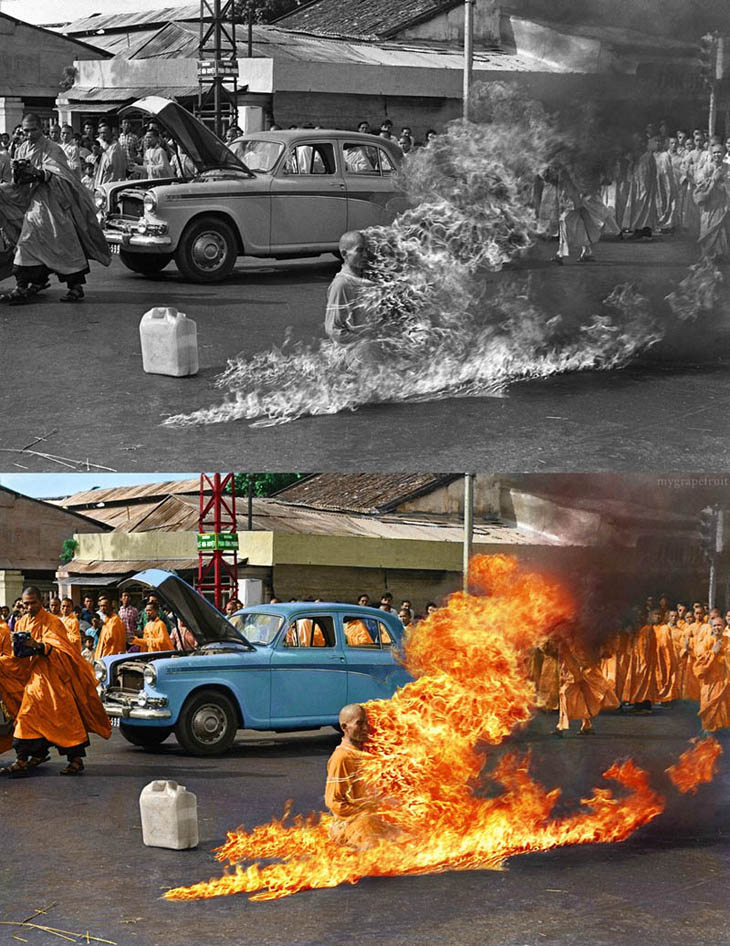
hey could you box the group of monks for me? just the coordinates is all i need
[536,122,730,262]
[531,598,730,735]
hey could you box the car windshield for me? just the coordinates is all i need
[234,139,284,172]
[240,612,285,645]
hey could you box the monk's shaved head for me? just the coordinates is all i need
[338,230,365,254]
[339,702,366,726]
[22,585,42,601]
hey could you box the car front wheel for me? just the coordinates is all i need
[119,249,172,275]
[175,690,238,756]
[174,216,238,283]
[119,722,172,749]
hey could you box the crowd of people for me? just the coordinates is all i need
[535,120,730,262]
[532,595,730,736]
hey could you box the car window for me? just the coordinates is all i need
[343,143,396,176]
[344,616,393,648]
[285,143,336,175]
[283,616,335,648]
[233,139,284,172]
[239,612,284,645]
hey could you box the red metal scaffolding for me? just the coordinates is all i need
[197,473,238,610]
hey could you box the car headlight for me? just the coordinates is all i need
[94,189,105,210]
[93,660,106,682]
[143,191,157,214]
[143,664,157,686]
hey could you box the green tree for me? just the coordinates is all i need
[230,473,306,497]
[233,0,299,24]
[59,538,78,564]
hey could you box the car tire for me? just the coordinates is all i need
[175,690,238,756]
[174,216,238,283]
[119,722,172,749]
[118,250,172,275]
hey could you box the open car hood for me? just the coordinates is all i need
[119,96,251,175]
[120,569,252,648]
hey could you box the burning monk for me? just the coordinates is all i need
[0,586,111,777]
[555,637,618,735]
[694,615,730,733]
[325,703,398,849]
[325,231,375,348]
[0,112,110,305]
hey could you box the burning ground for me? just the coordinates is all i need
[164,555,721,903]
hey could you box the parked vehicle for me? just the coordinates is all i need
[100,97,406,283]
[97,568,412,756]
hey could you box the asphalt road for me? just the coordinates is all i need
[1,704,729,946]
[1,235,729,472]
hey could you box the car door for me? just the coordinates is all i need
[269,613,347,723]
[342,141,402,230]
[270,140,347,249]
[341,613,410,703]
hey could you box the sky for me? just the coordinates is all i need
[6,0,194,27]
[0,472,199,499]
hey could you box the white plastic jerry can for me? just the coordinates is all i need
[139,779,199,850]
[139,307,199,377]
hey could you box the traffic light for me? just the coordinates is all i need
[699,506,716,558]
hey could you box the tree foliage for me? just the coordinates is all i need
[59,538,79,564]
[230,473,306,497]
[233,0,299,24]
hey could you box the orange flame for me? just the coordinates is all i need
[164,555,677,902]
[666,736,723,795]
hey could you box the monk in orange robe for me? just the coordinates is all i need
[678,617,702,701]
[131,602,174,653]
[600,625,632,704]
[344,618,375,647]
[94,595,127,660]
[325,703,397,849]
[0,586,111,776]
[0,616,11,656]
[555,638,618,734]
[694,616,730,732]
[653,609,680,702]
[535,639,559,711]
[625,617,658,712]
[59,597,82,651]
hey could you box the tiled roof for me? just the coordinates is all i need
[272,473,461,514]
[275,0,462,40]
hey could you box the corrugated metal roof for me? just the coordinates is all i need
[274,473,459,513]
[65,85,200,101]
[275,0,462,41]
[61,4,200,34]
[58,477,202,508]
[65,559,199,575]
[130,20,200,59]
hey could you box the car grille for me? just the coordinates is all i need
[117,665,145,692]
[119,194,144,219]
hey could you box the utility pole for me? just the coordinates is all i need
[197,0,239,138]
[463,0,475,121]
[463,474,474,592]
[197,473,239,610]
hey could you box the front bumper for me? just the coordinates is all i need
[104,230,173,253]
[105,703,172,720]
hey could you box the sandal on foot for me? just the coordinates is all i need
[60,758,84,776]
[60,287,84,303]
[0,759,30,778]
[26,753,50,770]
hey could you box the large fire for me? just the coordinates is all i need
[666,736,722,795]
[165,555,715,903]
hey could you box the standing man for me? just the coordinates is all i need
[131,602,174,652]
[94,122,127,185]
[94,595,126,659]
[694,143,730,260]
[625,615,658,713]
[59,124,83,179]
[59,597,82,651]
[0,112,110,304]
[694,615,730,733]
[0,586,111,777]
[625,135,659,239]
[117,117,140,176]
[118,590,140,647]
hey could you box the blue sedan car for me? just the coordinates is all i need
[97,569,412,756]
